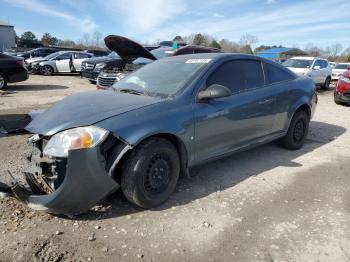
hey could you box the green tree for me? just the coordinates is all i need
[41,33,58,46]
[20,31,37,41]
[209,40,221,49]
[193,33,207,46]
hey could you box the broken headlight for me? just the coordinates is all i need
[43,126,109,157]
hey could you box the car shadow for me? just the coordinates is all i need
[76,120,347,221]
[3,84,69,91]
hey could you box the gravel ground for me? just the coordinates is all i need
[0,76,349,262]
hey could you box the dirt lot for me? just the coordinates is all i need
[0,75,349,262]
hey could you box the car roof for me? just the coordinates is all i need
[160,53,264,62]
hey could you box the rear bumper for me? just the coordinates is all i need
[1,147,119,216]
[8,70,28,83]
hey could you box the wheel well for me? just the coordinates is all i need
[0,71,8,81]
[110,133,189,183]
[296,104,311,118]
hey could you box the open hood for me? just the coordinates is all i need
[104,35,157,62]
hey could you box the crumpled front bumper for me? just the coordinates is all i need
[1,147,120,216]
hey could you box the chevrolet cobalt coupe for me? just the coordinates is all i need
[1,54,317,215]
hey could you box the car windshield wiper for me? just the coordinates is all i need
[117,88,145,96]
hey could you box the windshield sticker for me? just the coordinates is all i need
[185,59,212,64]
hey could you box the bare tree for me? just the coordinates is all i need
[239,34,258,46]
[92,31,103,48]
[82,33,90,47]
[326,43,343,58]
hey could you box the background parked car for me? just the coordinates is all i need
[283,57,332,89]
[15,48,59,60]
[84,49,110,57]
[334,69,350,105]
[331,63,350,81]
[0,53,28,89]
[30,51,94,75]
[96,35,222,89]
[81,52,124,83]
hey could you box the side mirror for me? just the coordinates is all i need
[347,66,350,70]
[198,84,231,101]
[55,57,61,61]
[313,65,321,70]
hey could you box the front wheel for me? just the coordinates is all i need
[280,110,310,150]
[121,138,180,208]
[322,76,331,90]
[40,65,54,76]
[0,72,7,89]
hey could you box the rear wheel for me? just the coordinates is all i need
[322,76,331,90]
[281,110,310,150]
[121,138,180,208]
[40,65,54,76]
[0,73,7,89]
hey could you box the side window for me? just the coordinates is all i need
[313,60,322,68]
[321,60,328,68]
[56,53,71,60]
[264,62,294,84]
[74,53,90,59]
[207,60,264,93]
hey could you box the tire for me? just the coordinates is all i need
[0,72,7,89]
[40,65,54,76]
[281,110,310,150]
[322,76,331,90]
[121,138,180,208]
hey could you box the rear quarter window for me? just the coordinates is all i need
[264,62,295,84]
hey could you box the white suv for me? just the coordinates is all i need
[283,57,332,89]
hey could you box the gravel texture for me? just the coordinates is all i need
[0,76,349,261]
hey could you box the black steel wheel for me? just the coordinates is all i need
[281,110,309,150]
[121,138,180,208]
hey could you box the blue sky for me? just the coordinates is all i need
[1,0,349,48]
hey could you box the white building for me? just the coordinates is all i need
[0,21,16,51]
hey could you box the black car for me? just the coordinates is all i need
[0,54,28,89]
[16,48,59,60]
[84,49,110,57]
[81,52,124,83]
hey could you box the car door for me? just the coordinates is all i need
[320,60,329,83]
[309,59,322,84]
[263,61,297,133]
[194,59,276,162]
[55,53,72,72]
[73,53,91,72]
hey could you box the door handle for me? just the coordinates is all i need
[258,98,273,105]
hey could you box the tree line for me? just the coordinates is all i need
[18,31,350,62]
[18,31,106,50]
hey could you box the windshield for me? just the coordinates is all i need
[283,59,312,68]
[133,48,173,65]
[112,58,208,97]
[108,51,120,58]
[334,64,349,69]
